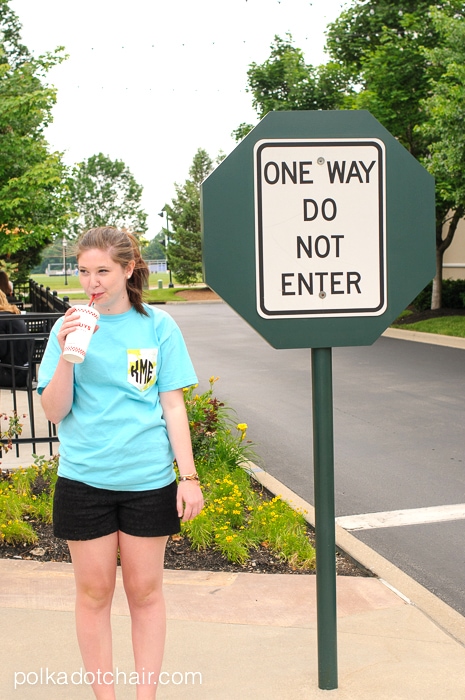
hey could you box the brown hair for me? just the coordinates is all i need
[0,270,12,297]
[0,289,20,314]
[76,227,149,316]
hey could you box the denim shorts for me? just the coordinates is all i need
[53,476,180,541]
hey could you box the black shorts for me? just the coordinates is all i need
[53,476,181,541]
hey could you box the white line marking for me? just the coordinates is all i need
[336,504,465,531]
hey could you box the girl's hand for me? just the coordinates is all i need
[177,481,204,522]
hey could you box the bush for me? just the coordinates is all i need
[411,279,465,311]
[182,378,315,569]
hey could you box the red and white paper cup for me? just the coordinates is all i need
[62,305,100,364]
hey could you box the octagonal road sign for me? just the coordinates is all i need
[201,110,435,349]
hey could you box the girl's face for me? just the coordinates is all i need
[78,248,135,315]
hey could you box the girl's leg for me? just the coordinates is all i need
[67,533,119,700]
[118,533,168,700]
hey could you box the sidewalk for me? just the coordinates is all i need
[1,549,464,699]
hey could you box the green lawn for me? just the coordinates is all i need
[392,316,465,338]
[31,271,175,290]
[30,273,190,304]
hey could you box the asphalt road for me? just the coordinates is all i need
[166,301,465,616]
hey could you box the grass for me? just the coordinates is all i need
[392,315,465,338]
[31,272,176,291]
[29,273,192,304]
[0,453,58,546]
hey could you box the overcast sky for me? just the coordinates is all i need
[11,0,346,237]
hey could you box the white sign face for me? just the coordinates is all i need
[254,139,387,319]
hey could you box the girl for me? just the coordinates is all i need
[38,227,203,700]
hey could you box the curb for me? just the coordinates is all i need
[244,461,465,648]
[383,327,465,349]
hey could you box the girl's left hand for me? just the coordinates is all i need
[177,482,204,522]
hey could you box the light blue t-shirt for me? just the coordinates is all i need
[37,304,198,491]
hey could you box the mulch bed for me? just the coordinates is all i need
[0,520,364,576]
[393,307,465,325]
[0,478,363,575]
[174,287,220,302]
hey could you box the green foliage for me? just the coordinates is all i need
[182,379,315,569]
[353,26,430,158]
[141,233,166,261]
[325,0,459,71]
[0,453,58,546]
[0,21,70,281]
[394,315,465,338]
[164,148,214,285]
[235,3,465,309]
[0,0,30,68]
[420,10,465,210]
[66,153,148,237]
[240,34,352,128]
[412,279,465,311]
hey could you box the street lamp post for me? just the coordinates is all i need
[158,209,174,288]
[62,237,68,286]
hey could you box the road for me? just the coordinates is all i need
[166,301,465,616]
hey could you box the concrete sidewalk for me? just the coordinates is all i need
[2,419,465,699]
[1,558,464,699]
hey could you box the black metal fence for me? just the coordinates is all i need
[28,279,71,313]
[0,282,69,458]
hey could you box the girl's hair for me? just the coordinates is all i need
[0,270,11,296]
[76,227,150,316]
[0,289,20,314]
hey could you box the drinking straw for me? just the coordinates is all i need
[89,295,96,306]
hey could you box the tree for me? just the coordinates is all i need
[237,3,465,308]
[0,1,69,281]
[326,1,465,308]
[232,34,353,141]
[419,10,465,308]
[67,153,148,237]
[141,234,165,261]
[163,148,214,285]
[0,0,30,68]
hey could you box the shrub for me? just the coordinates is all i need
[412,279,465,311]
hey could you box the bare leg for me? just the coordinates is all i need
[68,533,119,700]
[118,533,168,700]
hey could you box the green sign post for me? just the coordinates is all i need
[201,110,435,690]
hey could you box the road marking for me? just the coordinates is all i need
[336,504,465,531]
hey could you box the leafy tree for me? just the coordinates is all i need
[67,153,148,237]
[0,1,69,281]
[0,0,30,68]
[141,234,166,261]
[326,1,465,308]
[232,34,352,141]
[237,3,465,308]
[419,10,465,308]
[163,148,214,285]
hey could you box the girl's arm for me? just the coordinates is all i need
[40,308,81,424]
[159,388,204,522]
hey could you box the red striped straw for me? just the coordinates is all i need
[89,295,96,306]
